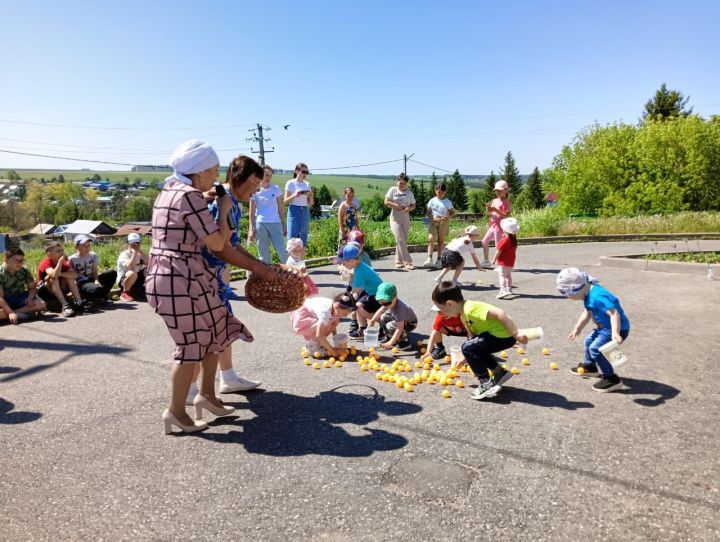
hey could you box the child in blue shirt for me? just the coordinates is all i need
[557,267,630,393]
[340,243,383,339]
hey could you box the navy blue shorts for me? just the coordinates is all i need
[5,292,29,310]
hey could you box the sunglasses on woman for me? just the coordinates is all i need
[300,170,309,174]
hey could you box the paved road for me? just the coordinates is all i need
[2,240,719,541]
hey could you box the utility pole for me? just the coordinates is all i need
[247,123,274,166]
[403,153,415,175]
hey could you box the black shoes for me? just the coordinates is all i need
[592,374,623,393]
[430,344,447,360]
[571,363,599,377]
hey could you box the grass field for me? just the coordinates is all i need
[11,169,399,201]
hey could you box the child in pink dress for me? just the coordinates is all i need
[481,180,511,268]
[291,292,357,357]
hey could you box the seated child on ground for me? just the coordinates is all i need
[557,267,630,393]
[425,308,470,361]
[435,225,485,286]
[0,247,47,324]
[368,282,417,350]
[339,243,383,339]
[116,233,147,301]
[431,281,528,401]
[36,241,81,317]
[69,234,117,305]
[291,292,357,357]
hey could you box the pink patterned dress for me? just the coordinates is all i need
[146,181,253,363]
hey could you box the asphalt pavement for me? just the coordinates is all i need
[1,240,719,541]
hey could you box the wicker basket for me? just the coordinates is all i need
[245,264,308,313]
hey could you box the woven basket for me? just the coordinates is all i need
[245,264,308,313]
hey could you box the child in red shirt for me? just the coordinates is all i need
[492,218,519,299]
[36,241,82,316]
[426,310,470,360]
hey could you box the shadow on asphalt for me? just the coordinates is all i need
[0,366,21,374]
[616,377,680,407]
[0,340,132,383]
[198,386,421,456]
[483,386,594,409]
[0,398,42,425]
[502,293,566,300]
[517,268,563,275]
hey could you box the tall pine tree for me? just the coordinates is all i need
[413,179,429,218]
[524,167,545,209]
[429,172,438,193]
[500,151,523,196]
[446,169,468,211]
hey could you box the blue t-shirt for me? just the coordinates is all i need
[584,284,630,330]
[352,261,382,296]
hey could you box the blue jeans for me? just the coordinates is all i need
[287,205,310,247]
[584,328,630,376]
[461,332,517,380]
[256,221,288,264]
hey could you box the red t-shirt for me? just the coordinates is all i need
[38,257,71,282]
[432,314,466,335]
[496,235,517,267]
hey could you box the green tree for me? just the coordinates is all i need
[122,197,154,222]
[6,170,21,181]
[57,174,65,183]
[500,151,523,196]
[478,172,497,208]
[316,184,333,206]
[642,83,692,122]
[362,193,390,221]
[413,179,429,218]
[445,169,468,211]
[468,190,485,213]
[429,172,437,193]
[309,188,323,219]
[523,167,545,209]
[56,202,80,224]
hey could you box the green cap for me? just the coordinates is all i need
[376,282,397,303]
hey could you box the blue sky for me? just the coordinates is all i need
[1,0,718,175]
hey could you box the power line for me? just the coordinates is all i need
[0,118,256,131]
[0,148,137,166]
[408,158,454,174]
[311,158,404,172]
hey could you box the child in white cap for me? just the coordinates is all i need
[434,225,485,286]
[556,268,630,393]
[116,232,147,301]
[481,180,511,268]
[491,217,520,299]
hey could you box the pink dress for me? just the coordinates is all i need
[482,197,511,248]
[146,181,253,363]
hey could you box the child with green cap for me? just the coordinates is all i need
[368,282,418,350]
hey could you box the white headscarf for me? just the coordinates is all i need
[556,267,597,297]
[165,140,219,186]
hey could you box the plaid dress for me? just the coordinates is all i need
[146,181,253,363]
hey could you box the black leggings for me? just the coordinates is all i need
[461,332,517,379]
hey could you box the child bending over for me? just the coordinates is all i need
[292,292,357,357]
[368,282,417,350]
[557,268,630,393]
[431,281,528,400]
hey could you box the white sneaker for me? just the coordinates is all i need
[219,376,262,393]
[481,260,493,269]
[423,257,433,267]
[496,289,506,299]
[453,279,463,287]
[434,259,443,269]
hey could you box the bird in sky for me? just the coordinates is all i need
[283,124,291,130]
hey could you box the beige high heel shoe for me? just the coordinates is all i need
[162,409,208,435]
[193,394,235,420]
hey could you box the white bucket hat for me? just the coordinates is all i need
[500,217,520,234]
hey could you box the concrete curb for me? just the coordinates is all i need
[600,255,713,276]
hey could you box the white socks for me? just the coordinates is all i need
[221,369,240,383]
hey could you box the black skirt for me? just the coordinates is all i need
[439,248,464,270]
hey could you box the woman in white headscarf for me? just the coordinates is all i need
[148,140,275,434]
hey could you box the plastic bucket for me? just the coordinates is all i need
[333,334,348,350]
[518,327,544,341]
[363,327,379,348]
[599,340,627,368]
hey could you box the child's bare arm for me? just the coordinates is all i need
[316,323,338,357]
[426,328,441,353]
[470,252,484,271]
[607,308,623,343]
[569,309,592,340]
[368,306,386,327]
[382,321,405,348]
